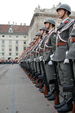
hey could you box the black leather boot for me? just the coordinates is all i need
[47,93,55,100]
[54,99,66,109]
[72,86,75,113]
[72,101,75,113]
[45,88,55,100]
[57,98,73,113]
[45,88,55,98]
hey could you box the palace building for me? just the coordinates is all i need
[0,24,30,60]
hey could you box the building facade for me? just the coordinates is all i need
[0,24,30,60]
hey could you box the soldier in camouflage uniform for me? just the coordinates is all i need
[52,4,75,112]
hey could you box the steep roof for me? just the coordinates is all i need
[0,24,30,35]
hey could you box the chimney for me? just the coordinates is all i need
[8,21,10,25]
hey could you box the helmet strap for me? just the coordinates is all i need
[61,10,69,20]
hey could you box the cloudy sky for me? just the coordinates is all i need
[0,0,75,25]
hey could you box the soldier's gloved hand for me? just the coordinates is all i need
[34,58,36,61]
[28,59,31,62]
[39,56,43,61]
[66,51,69,55]
[48,60,53,65]
[50,54,54,60]
[64,58,69,64]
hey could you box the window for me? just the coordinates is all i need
[8,57,11,60]
[16,53,18,56]
[8,27,13,33]
[24,41,26,44]
[9,48,12,51]
[9,53,12,56]
[16,40,18,44]
[16,46,18,51]
[2,35,5,37]
[2,53,4,56]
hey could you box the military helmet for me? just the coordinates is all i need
[56,4,71,14]
[39,27,49,32]
[70,29,75,37]
[44,18,55,25]
[35,32,42,36]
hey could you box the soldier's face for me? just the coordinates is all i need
[45,23,50,29]
[43,31,47,35]
[57,9,65,19]
[40,30,44,35]
[35,36,39,39]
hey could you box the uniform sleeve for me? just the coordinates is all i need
[51,33,56,52]
[68,23,75,47]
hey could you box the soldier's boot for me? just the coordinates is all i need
[32,75,36,80]
[56,85,73,112]
[32,74,38,84]
[28,74,32,79]
[72,102,75,113]
[54,86,72,109]
[43,84,49,96]
[32,79,37,84]
[54,89,60,105]
[45,79,59,102]
[57,98,73,113]
[39,80,44,88]
[47,93,55,101]
[46,79,56,101]
[54,99,66,109]
[39,82,44,93]
[35,78,43,87]
[72,87,75,113]
[35,75,44,88]
[31,77,36,82]
[35,78,39,84]
[45,88,55,98]
[35,81,43,88]
[54,92,60,105]
[35,75,42,83]
[50,79,60,105]
[39,88,44,93]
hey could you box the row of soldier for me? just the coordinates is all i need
[20,3,75,113]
